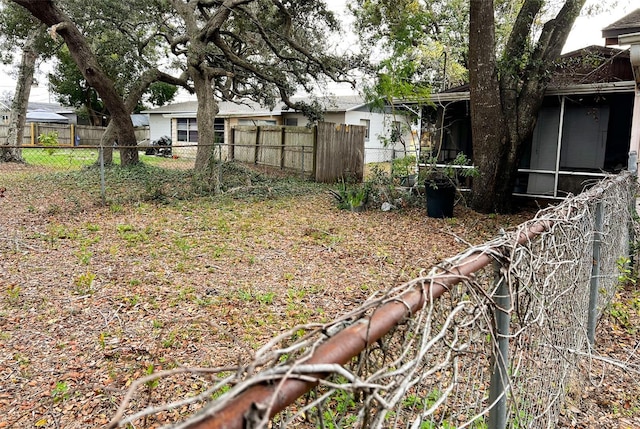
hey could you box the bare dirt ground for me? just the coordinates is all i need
[0,163,638,428]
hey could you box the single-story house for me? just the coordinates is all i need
[0,101,9,124]
[142,95,415,163]
[0,101,77,125]
[27,102,77,124]
[416,45,636,198]
[25,110,70,124]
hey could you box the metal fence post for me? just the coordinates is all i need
[587,201,604,346]
[216,142,222,194]
[99,144,106,205]
[488,261,510,429]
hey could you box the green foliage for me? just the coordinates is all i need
[392,155,417,178]
[38,131,59,155]
[5,284,21,305]
[420,152,479,190]
[73,271,96,295]
[51,381,70,403]
[329,179,369,212]
[0,2,55,64]
[363,164,422,209]
[144,364,160,389]
[351,0,469,94]
[616,257,635,285]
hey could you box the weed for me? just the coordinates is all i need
[6,284,21,304]
[162,331,177,348]
[73,271,96,295]
[14,352,29,366]
[329,179,368,212]
[256,291,275,305]
[116,224,148,245]
[38,131,59,156]
[97,332,108,350]
[85,223,100,232]
[47,223,77,240]
[616,257,636,285]
[51,381,70,403]
[144,364,159,389]
[175,237,191,256]
[76,249,92,265]
[237,289,253,301]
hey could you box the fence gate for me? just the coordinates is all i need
[315,122,365,183]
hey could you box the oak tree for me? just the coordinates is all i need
[468,0,585,213]
[163,0,358,172]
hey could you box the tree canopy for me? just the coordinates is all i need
[159,0,361,170]
[9,0,360,171]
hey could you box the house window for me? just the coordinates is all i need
[360,119,370,141]
[285,118,298,126]
[177,118,198,143]
[214,118,224,144]
[1,114,8,124]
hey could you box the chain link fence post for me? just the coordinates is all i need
[99,144,106,205]
[488,260,510,429]
[216,142,222,194]
[587,200,604,346]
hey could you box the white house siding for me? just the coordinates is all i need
[344,109,414,164]
[148,114,172,143]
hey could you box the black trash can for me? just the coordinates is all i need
[425,179,456,218]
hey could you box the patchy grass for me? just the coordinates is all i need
[0,161,636,428]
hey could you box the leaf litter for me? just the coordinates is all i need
[0,163,637,428]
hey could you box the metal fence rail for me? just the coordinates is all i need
[101,173,636,429]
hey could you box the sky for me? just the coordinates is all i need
[0,1,636,104]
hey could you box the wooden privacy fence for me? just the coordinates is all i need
[229,122,365,183]
[0,123,149,147]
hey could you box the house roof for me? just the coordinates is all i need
[27,102,74,114]
[299,95,369,113]
[143,95,370,117]
[602,9,640,45]
[417,46,634,103]
[143,100,280,117]
[550,45,633,85]
[26,110,70,123]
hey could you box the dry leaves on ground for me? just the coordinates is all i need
[0,163,638,428]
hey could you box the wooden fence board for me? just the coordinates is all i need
[315,122,365,183]
[230,123,363,182]
[0,124,149,147]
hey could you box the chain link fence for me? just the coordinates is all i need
[102,172,637,428]
[0,142,316,205]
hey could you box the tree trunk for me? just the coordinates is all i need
[1,30,37,163]
[468,0,586,213]
[193,68,220,172]
[100,122,116,166]
[11,0,139,166]
[468,0,511,213]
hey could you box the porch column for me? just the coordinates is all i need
[620,33,640,177]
